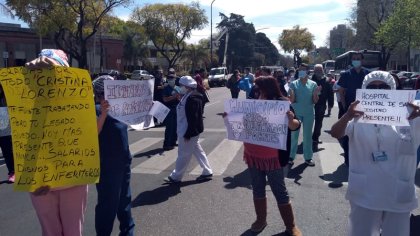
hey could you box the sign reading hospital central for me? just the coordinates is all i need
[0,67,100,192]
[224,99,290,150]
[355,89,416,126]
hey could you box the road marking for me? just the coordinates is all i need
[317,142,348,185]
[132,139,205,174]
[206,101,220,107]
[129,138,162,156]
[189,139,243,176]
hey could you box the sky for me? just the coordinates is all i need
[0,0,356,52]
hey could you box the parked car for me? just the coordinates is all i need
[208,67,228,87]
[131,70,154,80]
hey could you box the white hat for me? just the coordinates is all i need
[179,76,197,89]
[361,71,396,90]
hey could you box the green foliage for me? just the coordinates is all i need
[375,0,420,49]
[278,25,315,54]
[216,13,256,69]
[255,32,280,66]
[131,2,207,69]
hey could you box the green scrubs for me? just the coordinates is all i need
[289,78,317,161]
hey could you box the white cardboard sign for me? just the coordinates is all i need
[355,89,416,126]
[224,99,290,150]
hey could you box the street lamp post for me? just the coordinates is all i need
[210,0,216,66]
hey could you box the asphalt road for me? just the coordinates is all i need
[0,86,420,236]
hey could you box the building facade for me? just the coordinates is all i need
[0,23,124,73]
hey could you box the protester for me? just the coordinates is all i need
[311,64,334,151]
[333,78,345,119]
[331,71,420,236]
[92,75,135,236]
[224,76,302,235]
[391,73,402,90]
[288,63,321,166]
[194,68,210,114]
[248,67,272,99]
[164,76,213,183]
[227,70,241,98]
[286,68,296,83]
[274,68,288,97]
[25,49,88,236]
[162,72,181,150]
[0,84,14,183]
[238,67,254,98]
[337,52,369,166]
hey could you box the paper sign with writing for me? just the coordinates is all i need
[149,101,170,123]
[224,99,290,149]
[0,67,100,191]
[104,80,155,130]
[355,89,416,126]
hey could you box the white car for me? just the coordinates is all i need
[131,70,154,80]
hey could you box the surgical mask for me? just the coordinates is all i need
[179,86,189,95]
[167,80,175,87]
[298,70,307,78]
[289,73,295,78]
[352,60,361,68]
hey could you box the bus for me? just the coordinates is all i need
[334,50,381,73]
[322,60,335,74]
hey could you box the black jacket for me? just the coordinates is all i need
[278,105,301,166]
[312,75,334,109]
[184,91,204,139]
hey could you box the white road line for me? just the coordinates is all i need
[317,142,348,185]
[205,101,220,107]
[190,139,243,176]
[129,138,162,156]
[132,139,205,174]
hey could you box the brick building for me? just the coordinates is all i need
[0,22,124,73]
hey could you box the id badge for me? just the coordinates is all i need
[372,151,388,162]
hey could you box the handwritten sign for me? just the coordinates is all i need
[149,101,170,123]
[104,80,155,130]
[0,67,100,191]
[224,99,290,149]
[355,89,416,126]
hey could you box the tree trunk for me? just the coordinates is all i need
[80,42,88,69]
[407,35,411,71]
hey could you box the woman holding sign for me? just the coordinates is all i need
[331,71,420,236]
[225,76,302,235]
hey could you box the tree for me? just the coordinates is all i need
[278,25,314,67]
[375,0,420,71]
[7,0,130,69]
[0,3,14,19]
[216,13,255,70]
[255,32,280,66]
[131,2,207,69]
[350,0,395,69]
[182,41,210,73]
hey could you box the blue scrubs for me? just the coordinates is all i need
[95,107,135,236]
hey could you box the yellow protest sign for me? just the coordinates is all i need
[0,66,100,191]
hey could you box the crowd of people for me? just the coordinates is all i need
[1,49,420,236]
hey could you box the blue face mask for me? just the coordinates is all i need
[352,60,362,68]
[298,70,307,78]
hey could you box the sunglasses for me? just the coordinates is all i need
[366,84,391,89]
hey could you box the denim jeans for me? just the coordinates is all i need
[249,167,290,205]
[163,108,177,147]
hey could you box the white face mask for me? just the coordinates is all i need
[179,86,189,94]
[167,80,175,87]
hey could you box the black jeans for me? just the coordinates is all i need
[249,167,289,204]
[312,105,326,143]
[230,89,240,98]
[163,108,177,147]
[0,135,14,175]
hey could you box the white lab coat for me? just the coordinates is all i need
[345,120,420,213]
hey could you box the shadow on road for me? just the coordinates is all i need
[133,148,164,159]
[411,214,420,236]
[415,168,420,188]
[286,163,307,185]
[319,164,349,188]
[223,169,252,190]
[131,180,204,207]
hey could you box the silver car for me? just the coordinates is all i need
[131,70,154,80]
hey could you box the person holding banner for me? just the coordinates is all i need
[288,63,321,167]
[92,75,135,236]
[164,76,213,183]
[24,49,88,236]
[225,76,302,235]
[331,71,420,236]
